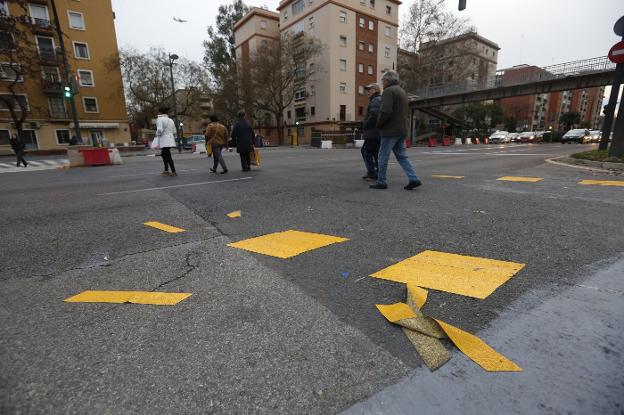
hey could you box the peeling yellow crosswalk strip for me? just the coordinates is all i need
[579,180,624,187]
[435,319,522,372]
[497,176,543,183]
[432,175,465,179]
[371,250,525,299]
[227,210,242,218]
[407,284,429,309]
[64,291,192,305]
[143,221,185,233]
[228,230,349,259]
[376,303,417,322]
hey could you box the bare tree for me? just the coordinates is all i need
[111,48,210,128]
[248,33,323,145]
[399,0,473,53]
[0,0,44,140]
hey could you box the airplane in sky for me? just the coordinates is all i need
[173,17,188,23]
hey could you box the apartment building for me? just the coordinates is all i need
[0,0,129,153]
[234,0,400,144]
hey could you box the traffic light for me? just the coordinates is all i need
[458,0,466,10]
[63,85,73,99]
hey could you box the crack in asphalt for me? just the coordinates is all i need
[152,250,200,291]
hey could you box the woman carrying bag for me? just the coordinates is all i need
[154,107,178,176]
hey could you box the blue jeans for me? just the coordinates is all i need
[377,136,419,185]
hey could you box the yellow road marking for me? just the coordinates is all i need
[227,210,242,218]
[375,303,418,323]
[435,319,522,372]
[407,284,429,309]
[497,176,543,182]
[371,250,525,299]
[579,180,624,187]
[228,230,349,259]
[432,175,465,179]
[64,291,192,305]
[143,221,185,233]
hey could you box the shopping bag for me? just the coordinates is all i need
[150,137,160,150]
[207,145,213,157]
[251,148,260,166]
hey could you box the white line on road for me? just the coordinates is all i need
[97,177,253,196]
[420,152,558,156]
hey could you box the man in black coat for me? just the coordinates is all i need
[10,133,28,167]
[361,83,381,180]
[230,111,255,171]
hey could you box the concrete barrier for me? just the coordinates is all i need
[108,148,123,165]
[321,140,333,149]
[355,139,364,148]
[193,143,207,154]
[455,138,463,145]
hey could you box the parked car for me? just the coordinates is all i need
[516,131,537,143]
[588,130,602,143]
[182,135,205,150]
[489,131,511,144]
[561,129,591,144]
[508,132,519,143]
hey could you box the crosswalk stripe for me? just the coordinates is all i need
[579,180,624,187]
[27,161,43,166]
[497,176,543,183]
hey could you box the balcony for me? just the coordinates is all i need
[41,78,63,94]
[30,17,55,34]
[37,48,61,64]
[48,109,69,120]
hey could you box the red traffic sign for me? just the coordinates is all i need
[608,41,624,64]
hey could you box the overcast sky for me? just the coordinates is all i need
[112,0,623,69]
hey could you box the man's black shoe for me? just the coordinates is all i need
[369,183,388,189]
[220,169,228,174]
[404,180,422,190]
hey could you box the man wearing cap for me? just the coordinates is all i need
[370,70,421,190]
[361,83,381,180]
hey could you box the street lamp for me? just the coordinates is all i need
[167,53,181,150]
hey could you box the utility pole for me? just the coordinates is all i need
[167,53,181,148]
[49,0,82,145]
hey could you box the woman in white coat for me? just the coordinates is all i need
[155,107,178,176]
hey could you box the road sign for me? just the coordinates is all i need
[609,42,624,64]
[615,16,624,36]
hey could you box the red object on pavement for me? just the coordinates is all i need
[427,137,437,147]
[608,41,624,64]
[483,137,489,144]
[405,138,412,148]
[81,148,111,166]
[442,137,451,146]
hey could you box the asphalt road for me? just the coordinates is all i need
[1,143,623,414]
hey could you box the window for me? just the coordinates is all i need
[68,11,85,30]
[55,129,70,145]
[358,41,364,51]
[385,26,391,37]
[339,10,347,23]
[83,97,98,112]
[359,17,365,28]
[0,1,9,17]
[284,10,288,20]
[29,3,50,25]
[368,65,374,75]
[368,44,374,53]
[73,42,90,59]
[339,35,347,47]
[368,20,374,30]
[77,69,94,86]
[339,59,346,71]
[294,89,306,101]
[308,16,314,29]
[309,63,315,74]
[358,106,364,116]
[36,36,55,58]
[369,0,375,8]
[386,5,392,15]
[310,85,315,95]
[339,82,346,94]
[339,105,346,121]
[291,20,304,35]
[358,63,364,73]
[260,39,268,48]
[89,131,105,146]
[260,19,267,30]
[0,129,9,145]
[384,46,391,58]
[287,110,291,119]
[48,96,67,118]
[310,106,315,116]
[358,85,364,95]
[0,32,15,51]
[0,63,23,82]
[42,66,60,82]
[0,94,28,111]
[20,130,37,149]
[292,0,304,15]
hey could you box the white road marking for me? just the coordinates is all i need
[97,177,253,196]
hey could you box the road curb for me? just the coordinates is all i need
[545,157,623,175]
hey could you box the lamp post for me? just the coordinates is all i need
[167,53,181,149]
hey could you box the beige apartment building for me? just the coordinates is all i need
[0,0,129,154]
[234,0,401,144]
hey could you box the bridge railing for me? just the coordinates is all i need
[409,56,615,101]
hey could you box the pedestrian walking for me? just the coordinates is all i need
[9,133,28,168]
[370,70,421,190]
[205,114,228,174]
[361,83,382,180]
[230,111,255,172]
[155,107,177,176]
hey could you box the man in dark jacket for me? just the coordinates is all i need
[361,83,381,180]
[9,133,28,168]
[370,70,421,190]
[230,111,255,171]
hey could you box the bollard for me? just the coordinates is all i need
[455,138,463,145]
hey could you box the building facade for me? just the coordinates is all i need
[234,0,400,144]
[0,0,129,154]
